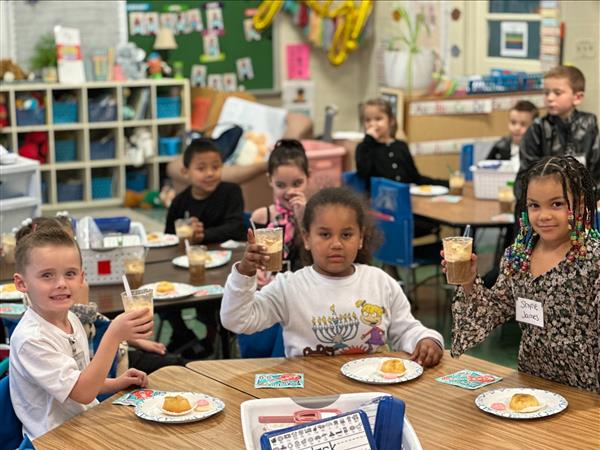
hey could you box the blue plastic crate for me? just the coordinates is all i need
[159,136,182,156]
[91,177,113,199]
[53,101,78,124]
[94,216,131,233]
[156,96,181,119]
[88,98,117,122]
[55,139,77,162]
[90,138,115,160]
[57,181,83,202]
[126,170,147,192]
[16,107,46,126]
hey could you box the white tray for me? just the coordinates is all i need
[240,392,422,450]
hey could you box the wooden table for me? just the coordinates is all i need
[412,183,512,229]
[187,352,600,450]
[33,366,253,450]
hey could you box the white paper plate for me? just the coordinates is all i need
[144,232,179,248]
[410,185,449,197]
[475,388,568,419]
[172,250,232,269]
[0,283,25,301]
[135,391,224,424]
[139,282,197,300]
[340,357,423,384]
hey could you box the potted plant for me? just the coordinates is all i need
[383,6,434,93]
[29,33,58,82]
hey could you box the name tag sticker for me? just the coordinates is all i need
[516,297,544,328]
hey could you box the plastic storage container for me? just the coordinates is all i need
[94,216,131,233]
[90,138,115,160]
[88,97,117,122]
[53,101,78,124]
[159,136,182,155]
[156,96,181,118]
[55,139,77,162]
[57,181,83,202]
[301,140,346,194]
[16,108,46,126]
[41,180,48,203]
[91,177,113,199]
[471,162,518,199]
[126,170,147,192]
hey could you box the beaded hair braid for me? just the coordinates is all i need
[505,155,599,275]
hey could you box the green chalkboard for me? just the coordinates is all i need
[126,0,275,91]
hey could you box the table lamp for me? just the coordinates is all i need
[153,27,177,65]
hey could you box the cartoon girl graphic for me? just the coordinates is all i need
[356,300,387,353]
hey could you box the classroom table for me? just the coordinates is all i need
[187,351,600,450]
[33,366,253,450]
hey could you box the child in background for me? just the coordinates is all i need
[355,98,448,191]
[10,228,153,439]
[15,216,186,374]
[443,156,600,393]
[222,187,444,365]
[519,65,599,194]
[486,100,539,164]
[250,139,309,276]
[163,138,245,358]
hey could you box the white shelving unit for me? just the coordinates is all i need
[0,79,190,212]
[0,155,41,233]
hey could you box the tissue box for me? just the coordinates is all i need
[81,221,148,285]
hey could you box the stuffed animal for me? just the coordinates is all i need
[0,59,28,81]
[125,127,154,167]
[234,131,269,165]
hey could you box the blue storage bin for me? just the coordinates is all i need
[16,107,46,126]
[156,97,181,118]
[53,101,78,124]
[126,170,147,192]
[90,138,115,160]
[159,136,182,156]
[55,139,77,162]
[41,180,48,204]
[57,181,83,202]
[91,177,113,199]
[88,98,117,122]
[94,217,131,233]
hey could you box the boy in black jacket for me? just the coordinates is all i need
[486,100,538,163]
[163,138,245,358]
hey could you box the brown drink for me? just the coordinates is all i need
[124,258,145,289]
[498,185,515,214]
[254,227,283,272]
[449,171,465,196]
[443,237,473,285]
[187,245,207,285]
[175,218,193,252]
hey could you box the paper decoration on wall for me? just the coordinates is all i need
[205,2,225,35]
[176,11,188,34]
[200,32,225,62]
[145,12,159,35]
[539,1,561,70]
[243,18,261,41]
[286,43,310,80]
[160,13,177,33]
[236,57,254,81]
[207,73,224,91]
[223,73,238,92]
[409,99,493,116]
[188,8,204,33]
[500,21,528,58]
[54,26,86,83]
[253,0,373,66]
[129,12,145,35]
[282,80,315,119]
[191,64,207,87]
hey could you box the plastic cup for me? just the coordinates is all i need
[449,171,465,196]
[254,227,283,272]
[175,218,194,251]
[121,288,154,317]
[498,185,515,214]
[1,233,16,264]
[124,257,145,289]
[187,244,207,285]
[443,237,473,285]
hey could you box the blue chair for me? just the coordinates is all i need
[237,324,284,358]
[460,144,474,181]
[1,376,35,450]
[342,171,368,195]
[370,177,442,302]
[92,318,119,401]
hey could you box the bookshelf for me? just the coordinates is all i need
[0,79,190,212]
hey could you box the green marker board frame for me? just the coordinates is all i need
[126,0,276,92]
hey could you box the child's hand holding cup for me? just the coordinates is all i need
[238,228,283,276]
[175,218,194,251]
[441,237,476,285]
[118,288,154,339]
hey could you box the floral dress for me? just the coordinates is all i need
[451,238,600,393]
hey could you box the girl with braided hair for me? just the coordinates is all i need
[442,155,600,392]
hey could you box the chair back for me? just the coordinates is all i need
[342,171,368,195]
[0,376,25,450]
[238,324,284,358]
[370,177,414,267]
[460,144,474,181]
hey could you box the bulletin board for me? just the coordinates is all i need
[126,0,275,91]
